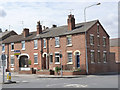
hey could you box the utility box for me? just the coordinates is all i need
[7,72,11,81]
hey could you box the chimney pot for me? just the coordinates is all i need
[52,24,57,28]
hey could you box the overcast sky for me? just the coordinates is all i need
[0,1,118,39]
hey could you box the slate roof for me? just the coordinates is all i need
[110,38,120,47]
[3,20,98,44]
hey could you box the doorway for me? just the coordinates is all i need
[76,52,80,68]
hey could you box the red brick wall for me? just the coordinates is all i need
[48,33,86,71]
[87,21,110,74]
[110,46,120,63]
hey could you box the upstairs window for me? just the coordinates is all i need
[21,41,25,50]
[67,35,72,45]
[43,39,46,48]
[90,50,95,63]
[97,23,100,34]
[2,44,5,51]
[90,34,94,45]
[103,37,106,47]
[55,37,60,47]
[11,43,14,51]
[34,40,38,49]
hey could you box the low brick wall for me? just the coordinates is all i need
[36,70,54,75]
[19,70,32,74]
[55,71,86,75]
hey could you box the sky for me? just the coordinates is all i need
[0,1,118,39]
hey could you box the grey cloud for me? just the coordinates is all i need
[0,8,7,17]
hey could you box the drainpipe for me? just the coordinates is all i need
[7,44,9,72]
[47,38,49,70]
[40,38,43,70]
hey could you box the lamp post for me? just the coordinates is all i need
[84,3,101,74]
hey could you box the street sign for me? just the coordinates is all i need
[1,54,6,61]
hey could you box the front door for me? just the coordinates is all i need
[76,53,80,68]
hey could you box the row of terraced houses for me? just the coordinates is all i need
[0,14,119,75]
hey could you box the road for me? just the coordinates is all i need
[1,74,119,88]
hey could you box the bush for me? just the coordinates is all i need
[55,66,61,73]
[76,68,81,72]
[28,60,31,65]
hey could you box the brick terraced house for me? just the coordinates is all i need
[2,14,118,75]
[0,30,17,70]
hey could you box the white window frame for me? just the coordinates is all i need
[34,40,38,49]
[97,35,100,46]
[103,36,106,47]
[43,39,46,48]
[10,55,14,67]
[55,52,60,64]
[21,41,25,50]
[2,44,5,52]
[34,53,38,64]
[66,35,72,46]
[97,23,100,34]
[67,52,73,63]
[11,43,14,51]
[97,50,101,63]
[55,37,60,47]
[90,50,95,64]
[103,51,107,63]
[90,34,94,45]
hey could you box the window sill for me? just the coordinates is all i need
[103,61,107,64]
[11,64,14,67]
[34,48,38,50]
[55,62,60,64]
[22,48,25,51]
[34,63,38,65]
[67,62,73,65]
[43,47,46,49]
[11,50,14,52]
[55,45,60,48]
[90,44,94,46]
[66,44,72,47]
[91,62,95,64]
[2,51,5,53]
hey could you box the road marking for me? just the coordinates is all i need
[64,84,88,88]
[22,81,29,83]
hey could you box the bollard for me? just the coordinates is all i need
[7,72,11,82]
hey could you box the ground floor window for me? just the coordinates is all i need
[98,51,100,63]
[55,53,60,63]
[67,53,72,62]
[34,53,38,64]
[103,52,107,63]
[49,54,53,63]
[90,50,95,63]
[11,55,14,65]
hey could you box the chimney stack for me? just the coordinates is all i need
[37,21,42,35]
[67,14,75,31]
[23,28,29,37]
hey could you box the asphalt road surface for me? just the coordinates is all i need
[1,74,119,88]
